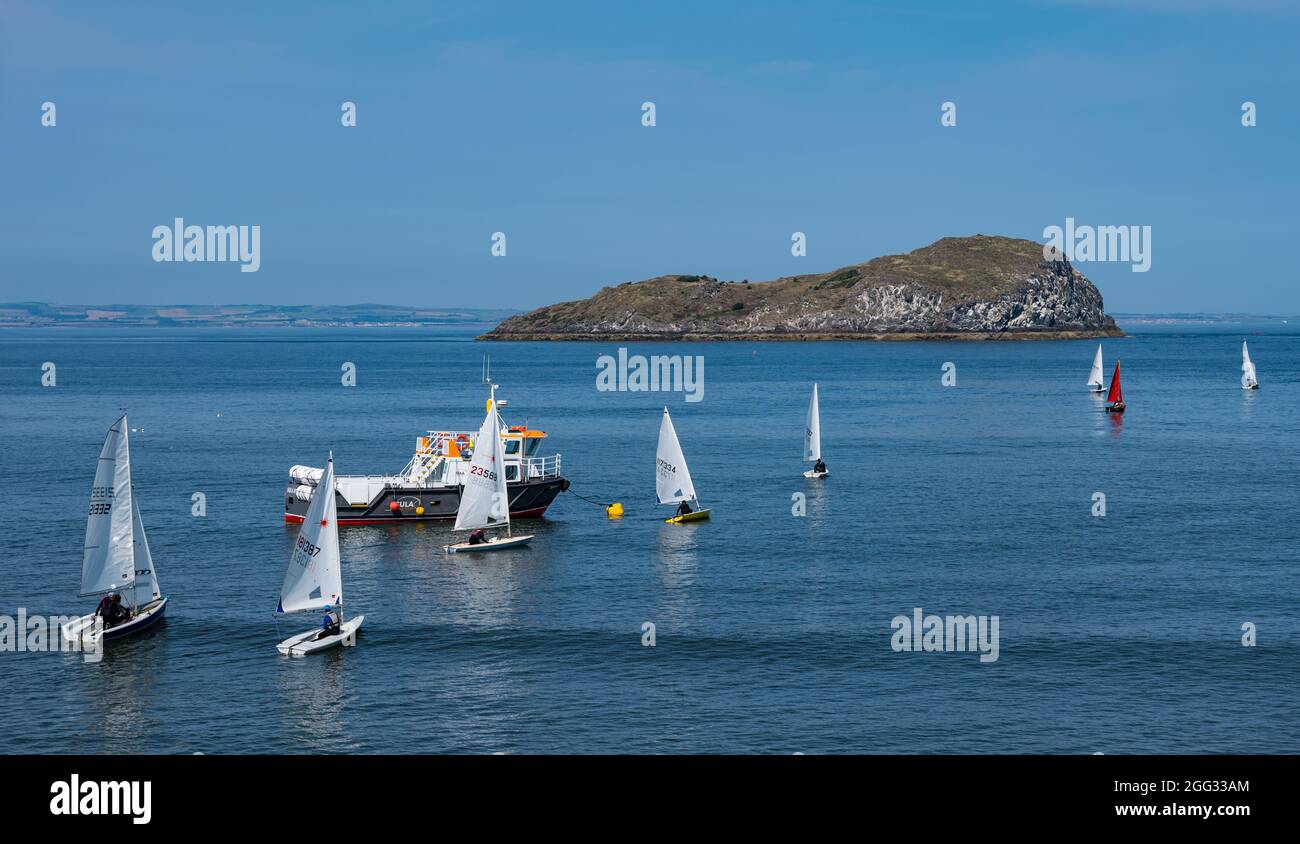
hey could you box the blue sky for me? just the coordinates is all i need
[1,0,1296,312]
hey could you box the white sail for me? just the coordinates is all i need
[804,383,821,462]
[1088,344,1104,389]
[454,402,510,531]
[278,455,342,615]
[128,497,161,609]
[80,415,135,597]
[1241,341,1258,388]
[656,407,697,505]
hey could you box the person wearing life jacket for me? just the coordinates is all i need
[97,593,131,629]
[813,458,827,474]
[676,500,693,517]
[468,528,488,545]
[320,604,341,638]
[95,594,116,628]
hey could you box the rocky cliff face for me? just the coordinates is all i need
[481,235,1122,340]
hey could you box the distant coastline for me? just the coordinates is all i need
[1112,313,1295,325]
[0,303,517,328]
[2,303,1292,331]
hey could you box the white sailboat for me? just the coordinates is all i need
[1241,341,1259,390]
[658,407,710,523]
[275,453,363,656]
[62,414,167,646]
[802,383,827,478]
[444,385,534,552]
[1087,344,1105,392]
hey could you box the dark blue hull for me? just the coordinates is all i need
[103,598,167,641]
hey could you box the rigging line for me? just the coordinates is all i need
[564,488,613,508]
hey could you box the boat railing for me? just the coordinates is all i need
[524,454,561,480]
[402,432,448,484]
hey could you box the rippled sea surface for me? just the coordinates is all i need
[2,324,1297,754]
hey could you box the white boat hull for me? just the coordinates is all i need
[665,508,711,524]
[62,598,168,646]
[803,469,828,479]
[277,615,364,657]
[445,534,535,553]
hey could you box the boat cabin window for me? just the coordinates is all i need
[525,437,541,457]
[504,439,520,455]
[506,464,519,481]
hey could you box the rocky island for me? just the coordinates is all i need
[481,235,1122,341]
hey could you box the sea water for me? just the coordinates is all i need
[1,324,1297,753]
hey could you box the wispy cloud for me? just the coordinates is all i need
[0,0,131,71]
[747,60,816,76]
[1044,0,1294,11]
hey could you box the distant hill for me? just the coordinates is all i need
[0,303,517,327]
[481,235,1122,341]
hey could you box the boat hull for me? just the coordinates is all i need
[277,616,364,657]
[666,509,711,524]
[285,476,568,525]
[62,598,168,645]
[445,534,535,553]
[803,469,828,479]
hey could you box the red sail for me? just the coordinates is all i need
[1106,360,1123,404]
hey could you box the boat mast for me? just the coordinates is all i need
[482,356,515,538]
[492,382,513,538]
[122,413,139,615]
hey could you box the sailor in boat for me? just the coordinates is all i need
[96,593,131,630]
[319,604,341,639]
[676,500,694,518]
[813,458,827,475]
[94,594,114,625]
[468,528,488,545]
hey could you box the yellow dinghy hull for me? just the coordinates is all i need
[665,508,711,524]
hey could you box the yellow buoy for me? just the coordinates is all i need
[415,506,425,516]
[605,502,624,519]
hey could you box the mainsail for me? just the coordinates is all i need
[278,455,342,614]
[1088,344,1104,389]
[656,407,697,504]
[1242,341,1258,388]
[804,383,821,462]
[454,400,510,532]
[80,415,136,597]
[1106,361,1123,404]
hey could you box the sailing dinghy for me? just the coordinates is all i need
[1104,360,1125,413]
[803,383,827,478]
[62,415,167,647]
[276,453,363,656]
[658,408,710,523]
[1087,344,1105,393]
[445,386,534,552]
[1242,341,1259,390]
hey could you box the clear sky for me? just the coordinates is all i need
[1,0,1295,312]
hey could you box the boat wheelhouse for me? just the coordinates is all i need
[284,398,567,525]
